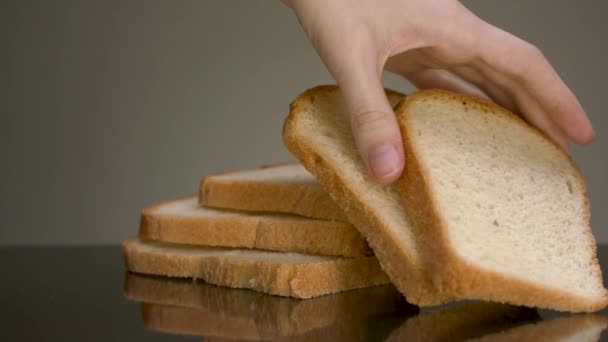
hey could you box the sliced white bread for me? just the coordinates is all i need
[124,273,406,338]
[396,89,608,312]
[140,196,370,257]
[471,315,607,342]
[200,163,346,221]
[386,302,540,341]
[282,85,449,305]
[122,237,388,299]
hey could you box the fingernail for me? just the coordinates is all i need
[369,144,401,180]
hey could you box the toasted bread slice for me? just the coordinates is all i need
[140,196,370,257]
[122,237,388,298]
[396,89,608,312]
[282,85,448,305]
[200,163,346,221]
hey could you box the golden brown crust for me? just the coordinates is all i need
[282,85,451,305]
[140,196,371,257]
[199,165,347,221]
[122,237,389,299]
[395,89,608,312]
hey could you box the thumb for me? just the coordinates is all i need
[336,67,404,183]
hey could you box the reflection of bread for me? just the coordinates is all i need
[282,85,446,305]
[471,315,608,342]
[140,195,369,257]
[142,304,259,339]
[123,237,388,298]
[199,163,345,221]
[142,303,408,341]
[124,273,407,337]
[386,302,540,341]
[395,90,608,312]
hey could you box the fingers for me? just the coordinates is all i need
[404,68,492,101]
[513,92,569,152]
[285,0,404,183]
[447,65,569,152]
[335,58,405,183]
[404,66,569,152]
[474,23,595,144]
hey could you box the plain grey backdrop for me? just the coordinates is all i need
[2,1,607,245]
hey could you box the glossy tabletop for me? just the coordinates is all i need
[2,245,608,341]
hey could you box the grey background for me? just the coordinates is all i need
[2,1,606,245]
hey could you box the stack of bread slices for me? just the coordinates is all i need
[123,162,391,299]
[124,85,608,312]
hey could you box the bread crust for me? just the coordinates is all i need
[140,196,371,257]
[282,85,451,305]
[122,237,389,299]
[199,164,347,221]
[396,89,608,312]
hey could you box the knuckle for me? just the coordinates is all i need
[523,42,544,60]
[511,42,545,82]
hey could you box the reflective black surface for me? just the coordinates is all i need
[2,245,608,341]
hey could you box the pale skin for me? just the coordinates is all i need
[283,0,595,183]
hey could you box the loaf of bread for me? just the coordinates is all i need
[139,195,370,257]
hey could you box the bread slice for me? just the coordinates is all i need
[124,273,407,338]
[200,163,346,221]
[395,89,608,312]
[139,196,370,257]
[472,315,607,342]
[386,302,540,341]
[282,85,449,305]
[122,237,388,298]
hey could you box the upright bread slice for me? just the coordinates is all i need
[122,237,388,298]
[140,196,370,257]
[200,163,346,221]
[282,85,449,305]
[396,89,608,312]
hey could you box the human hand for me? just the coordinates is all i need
[283,0,595,183]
